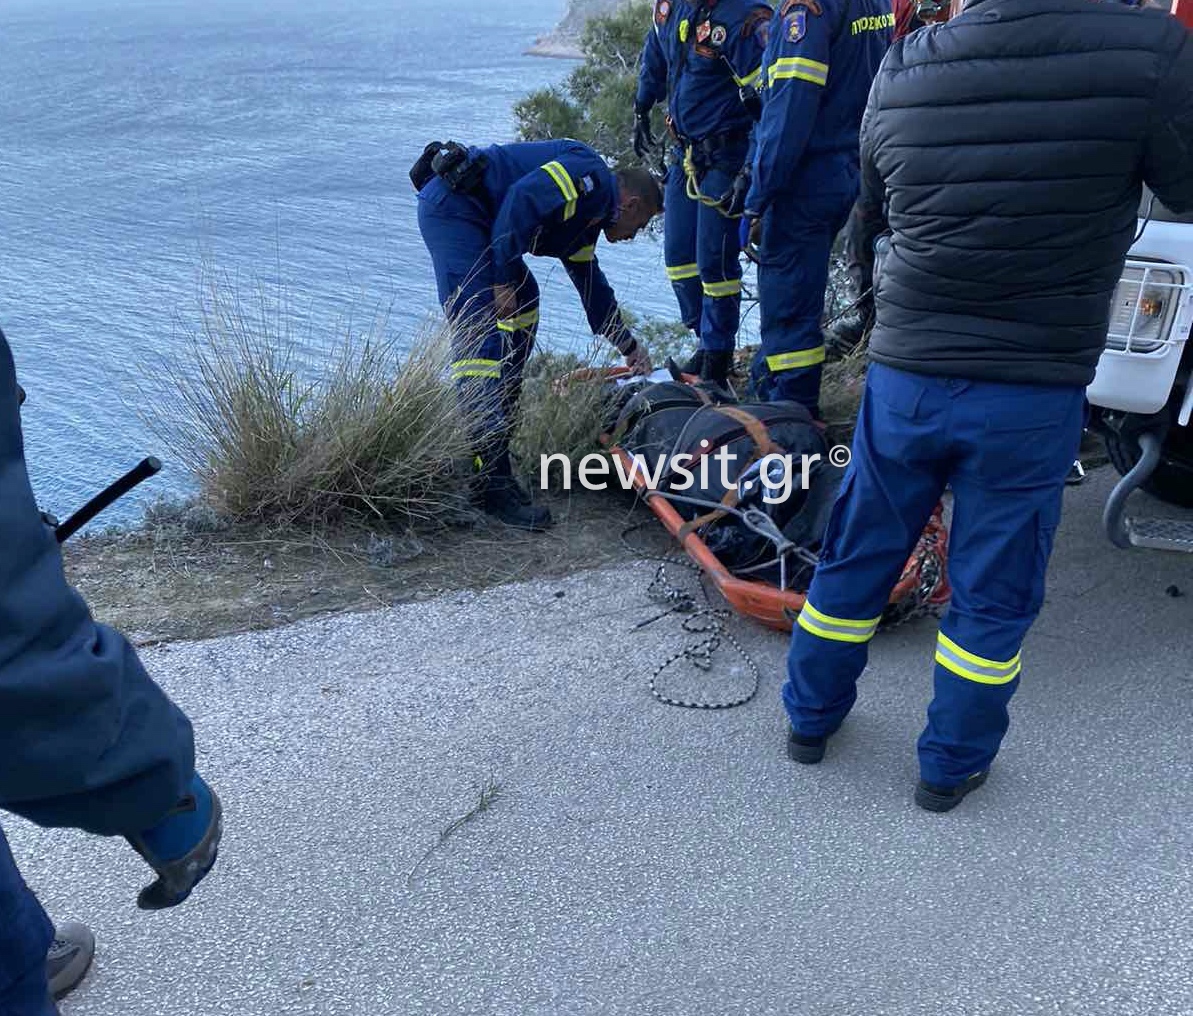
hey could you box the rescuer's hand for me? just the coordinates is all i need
[623,339,653,376]
[741,213,763,262]
[633,109,656,161]
[719,168,751,217]
[493,284,519,321]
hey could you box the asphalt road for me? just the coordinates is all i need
[7,464,1193,1016]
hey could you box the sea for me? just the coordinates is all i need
[1,0,730,530]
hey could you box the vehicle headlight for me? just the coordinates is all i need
[1106,264,1182,353]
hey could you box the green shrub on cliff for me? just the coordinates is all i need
[515,0,663,168]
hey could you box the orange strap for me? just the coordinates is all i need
[675,406,781,539]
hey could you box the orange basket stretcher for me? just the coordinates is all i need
[567,365,952,634]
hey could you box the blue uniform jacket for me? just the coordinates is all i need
[745,0,894,214]
[470,140,634,347]
[0,329,195,837]
[636,0,775,142]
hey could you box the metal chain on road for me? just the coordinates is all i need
[643,562,761,711]
[622,526,763,710]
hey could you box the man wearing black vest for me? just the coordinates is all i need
[781,0,1193,811]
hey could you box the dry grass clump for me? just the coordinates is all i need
[143,274,477,529]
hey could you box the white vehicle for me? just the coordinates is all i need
[1086,186,1193,553]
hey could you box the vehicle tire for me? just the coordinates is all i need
[1104,426,1193,508]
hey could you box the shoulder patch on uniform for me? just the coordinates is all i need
[786,9,807,40]
[654,0,671,25]
[781,0,823,16]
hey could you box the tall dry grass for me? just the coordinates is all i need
[142,272,479,529]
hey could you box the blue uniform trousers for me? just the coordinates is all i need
[416,177,539,467]
[0,825,56,1016]
[663,142,747,356]
[752,188,856,415]
[783,363,1086,787]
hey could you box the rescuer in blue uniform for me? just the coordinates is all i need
[415,139,661,530]
[0,326,222,1014]
[742,0,893,416]
[633,0,774,388]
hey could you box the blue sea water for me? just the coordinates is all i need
[0,0,709,529]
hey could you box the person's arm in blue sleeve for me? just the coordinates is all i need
[634,17,668,158]
[744,0,835,217]
[489,158,587,286]
[0,327,221,910]
[715,6,772,214]
[562,244,637,354]
[636,19,668,114]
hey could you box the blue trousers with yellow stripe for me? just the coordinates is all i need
[752,188,856,416]
[416,176,539,468]
[0,825,56,1016]
[784,362,1086,788]
[663,142,747,356]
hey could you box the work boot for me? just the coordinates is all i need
[787,728,829,764]
[478,473,552,531]
[679,348,705,376]
[915,770,989,813]
[700,349,734,386]
[47,922,95,1001]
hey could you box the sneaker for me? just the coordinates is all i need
[786,728,829,765]
[47,921,95,1001]
[915,770,989,813]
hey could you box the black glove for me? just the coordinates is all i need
[719,167,751,217]
[633,108,656,161]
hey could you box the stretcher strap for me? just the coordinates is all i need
[675,405,782,539]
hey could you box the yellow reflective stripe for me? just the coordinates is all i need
[703,279,742,298]
[797,601,882,644]
[769,57,829,87]
[451,358,501,379]
[935,633,1022,686]
[679,18,689,42]
[666,263,700,281]
[767,346,826,371]
[497,309,540,332]
[568,245,596,263]
[734,66,762,89]
[541,160,578,220]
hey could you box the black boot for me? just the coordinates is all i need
[472,449,552,531]
[46,921,95,1001]
[915,770,989,813]
[679,348,705,376]
[479,473,553,531]
[699,349,736,400]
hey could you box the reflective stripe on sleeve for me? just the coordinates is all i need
[768,57,829,87]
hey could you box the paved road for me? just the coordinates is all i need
[8,465,1193,1016]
